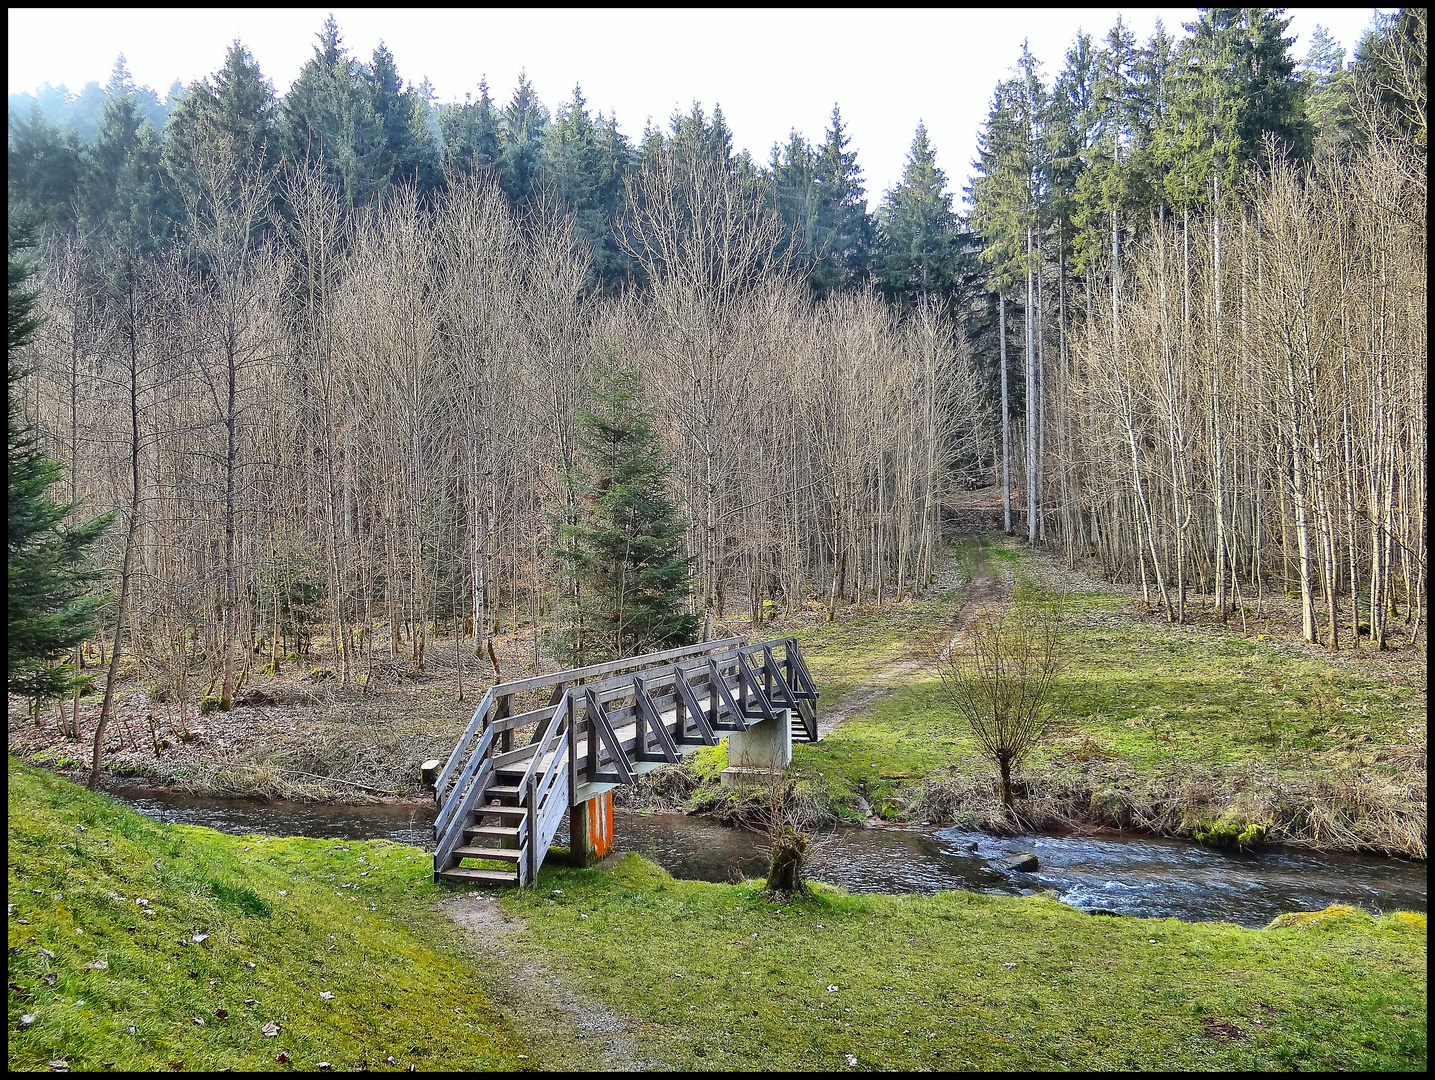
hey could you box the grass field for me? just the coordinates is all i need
[674,538,1426,856]
[9,760,1426,1071]
[493,852,1425,1071]
[6,759,527,1072]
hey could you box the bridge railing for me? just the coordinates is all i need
[433,635,820,885]
[433,638,746,840]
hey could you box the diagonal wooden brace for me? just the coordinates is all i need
[585,687,636,784]
[633,675,680,762]
[708,656,750,731]
[737,650,775,719]
[672,667,719,745]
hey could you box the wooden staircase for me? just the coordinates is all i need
[433,636,819,887]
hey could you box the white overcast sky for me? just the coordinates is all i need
[8,7,1388,205]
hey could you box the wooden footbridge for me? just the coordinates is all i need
[431,636,819,886]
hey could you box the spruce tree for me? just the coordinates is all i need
[555,357,696,665]
[809,104,874,297]
[8,214,113,700]
[438,77,502,175]
[876,123,959,309]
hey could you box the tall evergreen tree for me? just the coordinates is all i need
[7,105,84,226]
[498,70,550,209]
[438,77,501,175]
[876,123,959,309]
[8,214,113,701]
[162,40,279,221]
[554,358,696,665]
[1300,24,1352,159]
[365,40,441,195]
[280,15,385,208]
[809,104,874,298]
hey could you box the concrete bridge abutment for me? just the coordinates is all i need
[719,708,792,786]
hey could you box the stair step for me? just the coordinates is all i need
[435,866,518,886]
[471,804,529,818]
[465,824,521,841]
[485,784,522,798]
[452,845,522,862]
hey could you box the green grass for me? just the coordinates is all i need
[6,758,529,1072]
[494,852,1426,1071]
[666,539,1425,853]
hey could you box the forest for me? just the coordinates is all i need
[7,8,1427,735]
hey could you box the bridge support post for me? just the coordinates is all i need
[569,790,614,866]
[720,709,792,786]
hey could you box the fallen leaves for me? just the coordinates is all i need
[262,1021,280,1037]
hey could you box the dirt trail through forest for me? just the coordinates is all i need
[816,544,1013,740]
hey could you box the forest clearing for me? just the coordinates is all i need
[10,526,1426,858]
[9,8,1426,1073]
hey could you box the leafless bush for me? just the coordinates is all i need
[937,590,1066,815]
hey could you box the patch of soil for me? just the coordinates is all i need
[438,893,658,1071]
[1200,1017,1249,1041]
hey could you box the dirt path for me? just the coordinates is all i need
[439,893,661,1071]
[817,548,1013,740]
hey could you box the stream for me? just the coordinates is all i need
[106,787,1426,929]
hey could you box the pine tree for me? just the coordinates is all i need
[8,214,113,700]
[1300,25,1352,160]
[875,123,959,309]
[546,84,625,288]
[438,77,501,175]
[7,104,84,226]
[365,41,440,195]
[555,357,696,665]
[809,104,874,298]
[280,15,385,208]
[162,40,279,224]
[498,70,550,209]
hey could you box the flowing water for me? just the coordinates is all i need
[107,787,1425,929]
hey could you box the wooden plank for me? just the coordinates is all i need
[633,676,680,763]
[737,651,775,719]
[708,657,750,731]
[787,636,820,700]
[566,692,579,809]
[673,668,719,745]
[796,697,817,741]
[762,644,797,709]
[585,688,636,784]
[433,687,495,801]
[434,754,495,869]
[434,723,496,839]
[435,866,517,885]
[490,743,539,770]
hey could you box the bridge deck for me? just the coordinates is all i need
[433,635,818,887]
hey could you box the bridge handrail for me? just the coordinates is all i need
[433,637,745,807]
[433,686,496,807]
[486,637,746,700]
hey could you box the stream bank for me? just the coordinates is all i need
[103,787,1426,931]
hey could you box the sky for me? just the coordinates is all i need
[8,7,1389,206]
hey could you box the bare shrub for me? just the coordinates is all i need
[937,588,1066,815]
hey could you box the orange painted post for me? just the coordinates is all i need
[569,789,614,866]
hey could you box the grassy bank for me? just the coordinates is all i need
[6,759,528,1072]
[639,538,1427,857]
[9,761,1426,1072]
[491,853,1425,1071]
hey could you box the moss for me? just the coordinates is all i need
[6,758,531,1072]
[492,853,1427,1071]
